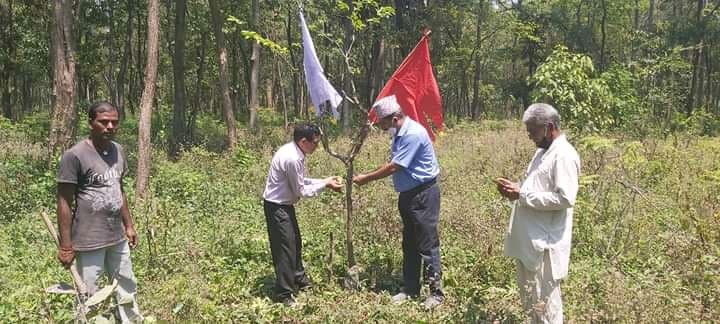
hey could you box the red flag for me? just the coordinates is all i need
[369,34,443,140]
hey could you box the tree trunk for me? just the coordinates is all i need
[22,75,31,114]
[116,0,134,118]
[48,0,77,158]
[248,0,260,130]
[599,0,607,72]
[209,0,238,149]
[471,2,484,120]
[129,4,146,116]
[368,36,385,106]
[278,61,288,128]
[1,70,10,121]
[687,0,706,115]
[299,74,306,117]
[170,0,187,157]
[135,0,160,201]
[697,44,706,110]
[230,28,240,116]
[191,30,208,143]
[703,45,712,108]
[105,2,117,112]
[633,0,639,30]
[646,0,656,33]
[265,77,273,109]
[345,162,355,267]
[286,9,300,117]
[342,0,355,133]
[1,0,14,120]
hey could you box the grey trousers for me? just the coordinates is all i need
[76,241,142,323]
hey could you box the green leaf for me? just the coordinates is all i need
[376,6,395,18]
[226,15,246,26]
[240,31,288,55]
[337,2,350,13]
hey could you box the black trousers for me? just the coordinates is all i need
[398,180,443,296]
[263,200,310,300]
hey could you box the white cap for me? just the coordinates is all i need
[373,95,401,119]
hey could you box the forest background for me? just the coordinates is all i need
[1,0,719,322]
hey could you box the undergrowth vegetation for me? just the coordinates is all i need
[0,115,718,322]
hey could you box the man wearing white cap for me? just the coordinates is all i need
[353,95,445,310]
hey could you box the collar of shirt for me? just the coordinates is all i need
[538,134,568,162]
[394,117,412,139]
[293,141,306,161]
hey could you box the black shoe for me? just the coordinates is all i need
[280,295,298,308]
[298,281,312,292]
[296,275,312,292]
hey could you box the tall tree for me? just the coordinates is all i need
[135,0,160,200]
[248,0,260,130]
[599,0,607,72]
[209,0,238,149]
[48,0,77,158]
[687,0,707,115]
[286,7,301,117]
[170,0,188,157]
[471,1,486,120]
[1,0,14,120]
[341,0,354,133]
[190,25,209,143]
[368,35,385,106]
[646,0,656,33]
[116,0,135,118]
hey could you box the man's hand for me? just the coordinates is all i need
[126,226,139,249]
[495,177,520,201]
[325,176,343,193]
[352,174,370,186]
[57,246,75,269]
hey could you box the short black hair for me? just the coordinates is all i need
[88,101,118,121]
[293,123,321,143]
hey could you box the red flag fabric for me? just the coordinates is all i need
[369,34,443,140]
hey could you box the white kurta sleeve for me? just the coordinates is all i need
[518,155,579,211]
[287,158,326,198]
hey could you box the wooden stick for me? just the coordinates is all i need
[41,211,87,295]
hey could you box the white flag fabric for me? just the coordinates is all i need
[299,11,342,119]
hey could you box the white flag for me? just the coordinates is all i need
[300,11,342,119]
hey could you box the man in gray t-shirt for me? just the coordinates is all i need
[57,139,129,250]
[56,101,141,322]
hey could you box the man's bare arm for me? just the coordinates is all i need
[120,184,138,248]
[57,183,76,267]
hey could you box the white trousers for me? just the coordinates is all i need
[516,250,563,324]
[76,241,142,323]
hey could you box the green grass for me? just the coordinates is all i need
[1,119,718,322]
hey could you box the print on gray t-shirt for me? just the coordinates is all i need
[57,140,128,251]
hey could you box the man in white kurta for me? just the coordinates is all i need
[496,103,580,323]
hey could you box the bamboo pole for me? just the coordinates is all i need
[41,211,87,295]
